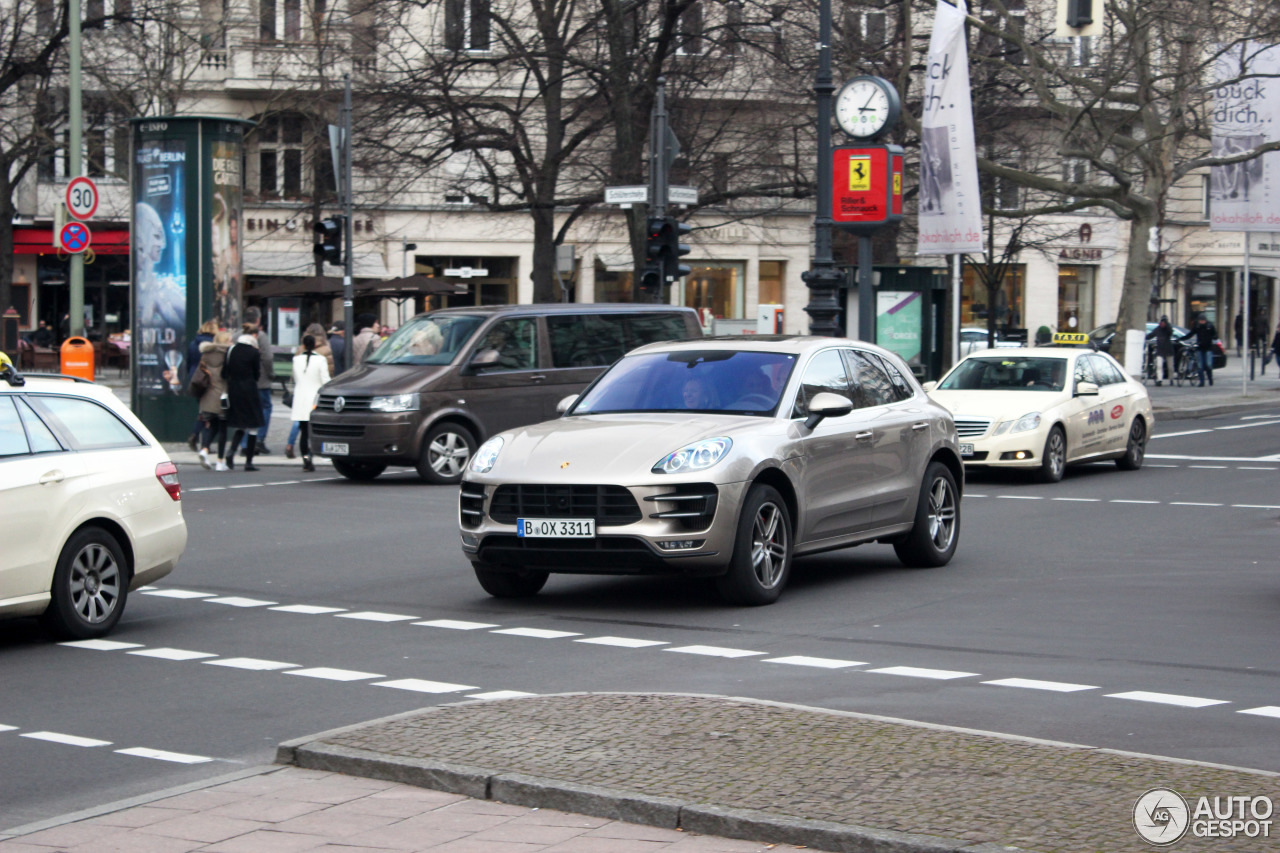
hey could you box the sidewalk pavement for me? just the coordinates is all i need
[3,694,1278,853]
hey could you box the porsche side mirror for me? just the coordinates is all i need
[556,394,578,414]
[804,391,854,429]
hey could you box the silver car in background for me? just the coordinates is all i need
[459,337,963,606]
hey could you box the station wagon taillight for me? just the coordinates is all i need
[155,461,181,501]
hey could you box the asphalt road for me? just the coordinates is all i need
[3,406,1279,831]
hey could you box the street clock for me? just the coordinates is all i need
[834,75,901,140]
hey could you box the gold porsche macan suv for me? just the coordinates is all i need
[459,337,963,606]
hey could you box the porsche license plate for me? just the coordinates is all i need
[322,442,349,456]
[959,443,975,457]
[517,518,596,539]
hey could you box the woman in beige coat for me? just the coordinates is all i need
[196,329,233,470]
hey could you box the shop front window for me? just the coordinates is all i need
[1057,265,1095,332]
[683,261,746,319]
[960,264,1025,331]
[414,256,516,309]
[758,261,785,306]
[594,266,635,303]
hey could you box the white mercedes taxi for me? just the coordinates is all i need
[0,358,187,638]
[924,336,1153,482]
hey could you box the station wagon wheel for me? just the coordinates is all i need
[1116,417,1146,470]
[417,423,477,485]
[894,461,960,569]
[42,527,129,640]
[1037,425,1066,483]
[716,484,792,606]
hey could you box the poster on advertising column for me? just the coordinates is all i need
[1210,42,1280,232]
[917,0,984,256]
[133,136,187,399]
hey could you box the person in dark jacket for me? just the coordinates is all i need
[1271,322,1280,372]
[1178,314,1218,387]
[1146,316,1176,386]
[223,326,265,471]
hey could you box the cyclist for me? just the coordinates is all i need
[1178,313,1218,387]
[1146,315,1176,386]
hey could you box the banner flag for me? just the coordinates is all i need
[1210,42,1280,232]
[917,0,984,255]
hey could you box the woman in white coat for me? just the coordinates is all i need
[291,334,331,472]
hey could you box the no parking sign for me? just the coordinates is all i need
[59,221,92,254]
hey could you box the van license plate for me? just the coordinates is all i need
[959,443,974,457]
[322,442,349,456]
[517,518,596,539]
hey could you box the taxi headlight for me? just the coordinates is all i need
[1010,412,1042,433]
[369,393,420,413]
[653,437,732,474]
[469,436,504,473]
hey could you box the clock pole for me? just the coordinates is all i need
[802,0,844,337]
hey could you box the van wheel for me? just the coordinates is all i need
[42,527,129,640]
[472,562,548,597]
[417,423,476,484]
[332,459,386,481]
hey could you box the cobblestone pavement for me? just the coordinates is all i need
[282,693,1280,853]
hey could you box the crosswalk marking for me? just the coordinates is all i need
[1106,691,1228,708]
[127,648,217,661]
[576,636,668,648]
[336,611,419,623]
[115,747,213,764]
[763,656,866,669]
[206,596,277,607]
[416,619,499,630]
[203,657,299,671]
[22,731,111,748]
[868,666,978,680]
[375,678,479,694]
[270,604,349,615]
[492,627,582,639]
[665,645,764,658]
[1239,707,1280,719]
[983,678,1097,693]
[286,667,384,682]
[59,639,144,651]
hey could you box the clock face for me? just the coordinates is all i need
[835,78,896,138]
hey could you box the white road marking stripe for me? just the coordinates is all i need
[468,690,538,700]
[265,480,302,485]
[1106,691,1228,708]
[203,657,298,671]
[867,666,979,680]
[186,487,226,492]
[1170,502,1222,507]
[1189,465,1227,469]
[1239,707,1280,719]
[1052,497,1100,502]
[1216,420,1280,430]
[1145,464,1178,468]
[965,493,987,497]
[665,645,765,658]
[127,648,217,661]
[983,678,1098,693]
[115,747,213,764]
[0,725,17,732]
[229,484,265,489]
[335,611,419,623]
[1238,467,1278,471]
[492,627,582,639]
[576,636,669,648]
[1231,504,1280,509]
[375,678,478,693]
[270,604,348,615]
[997,495,1043,500]
[1152,429,1213,438]
[763,656,866,669]
[285,667,384,682]
[205,597,277,607]
[59,639,144,651]
[1111,499,1160,504]
[22,731,111,748]
[416,619,499,630]
[1148,454,1271,462]
[141,589,214,599]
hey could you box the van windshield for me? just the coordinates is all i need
[366,314,484,365]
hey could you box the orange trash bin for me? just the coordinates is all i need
[60,336,95,381]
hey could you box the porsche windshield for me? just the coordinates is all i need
[572,350,797,416]
[365,314,484,365]
[939,356,1069,392]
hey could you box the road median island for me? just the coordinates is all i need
[276,692,1280,853]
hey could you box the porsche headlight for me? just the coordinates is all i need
[369,393,420,413]
[652,437,732,474]
[1010,412,1042,433]
[470,436,504,473]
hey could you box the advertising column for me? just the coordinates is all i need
[131,117,251,441]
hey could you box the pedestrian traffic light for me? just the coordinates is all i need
[313,216,344,266]
[663,219,692,283]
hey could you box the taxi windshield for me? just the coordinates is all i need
[573,350,796,416]
[365,314,484,365]
[939,356,1068,392]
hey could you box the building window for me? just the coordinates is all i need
[758,261,785,306]
[1063,157,1088,202]
[252,113,326,200]
[676,1,703,55]
[961,264,1025,330]
[1201,174,1212,220]
[843,6,887,53]
[978,0,1025,66]
[1058,265,1095,332]
[683,261,746,320]
[444,0,490,51]
[1070,36,1092,67]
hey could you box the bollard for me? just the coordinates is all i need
[60,336,95,381]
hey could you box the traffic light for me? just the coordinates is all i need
[663,219,692,283]
[645,217,666,266]
[313,216,344,266]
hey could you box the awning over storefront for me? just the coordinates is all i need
[244,251,390,279]
[14,226,130,255]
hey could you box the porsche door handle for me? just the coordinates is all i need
[39,470,65,485]
[911,422,930,431]
[854,431,874,442]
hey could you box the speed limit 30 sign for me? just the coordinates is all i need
[66,176,99,220]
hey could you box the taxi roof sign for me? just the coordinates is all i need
[1051,332,1092,346]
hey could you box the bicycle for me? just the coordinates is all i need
[1173,345,1199,385]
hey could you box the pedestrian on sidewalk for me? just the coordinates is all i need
[1147,316,1176,386]
[1235,312,1244,358]
[224,326,264,471]
[286,323,335,458]
[1271,322,1280,373]
[195,330,232,470]
[1178,313,1218,387]
[290,334,331,472]
[328,321,346,370]
[351,313,381,364]
[185,319,219,451]
[240,306,275,455]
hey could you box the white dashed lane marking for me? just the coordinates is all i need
[142,589,213,600]
[375,678,479,694]
[1241,707,1280,719]
[416,619,499,630]
[492,627,582,639]
[271,604,348,615]
[128,647,217,661]
[1106,691,1229,709]
[868,666,979,680]
[286,667,384,682]
[202,657,298,671]
[336,611,418,623]
[665,645,765,658]
[206,596,278,607]
[0,725,16,732]
[576,636,669,648]
[115,747,213,764]
[60,639,144,651]
[3,723,216,764]
[21,731,111,748]
[983,678,1098,693]
[764,656,867,669]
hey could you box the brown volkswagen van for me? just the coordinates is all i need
[311,304,703,483]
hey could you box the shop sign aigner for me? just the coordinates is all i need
[1059,223,1104,261]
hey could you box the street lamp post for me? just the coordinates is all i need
[802,0,843,337]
